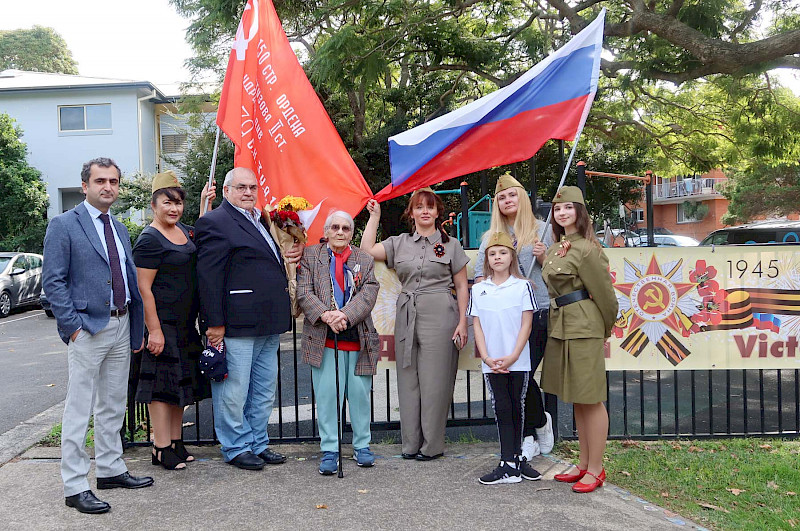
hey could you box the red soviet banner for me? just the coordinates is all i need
[217,0,372,241]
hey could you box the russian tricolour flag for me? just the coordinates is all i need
[375,9,605,201]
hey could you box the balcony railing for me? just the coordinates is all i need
[653,177,727,200]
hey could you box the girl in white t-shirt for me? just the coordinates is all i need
[469,231,541,485]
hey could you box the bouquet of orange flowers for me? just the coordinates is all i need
[265,196,312,317]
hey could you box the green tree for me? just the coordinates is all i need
[0,26,78,74]
[721,162,800,224]
[0,114,49,253]
[169,0,800,230]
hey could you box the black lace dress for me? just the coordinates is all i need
[132,223,210,406]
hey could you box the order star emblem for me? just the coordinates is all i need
[612,254,700,364]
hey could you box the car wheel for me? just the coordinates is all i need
[0,291,11,318]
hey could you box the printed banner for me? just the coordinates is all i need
[370,246,800,371]
[217,0,373,242]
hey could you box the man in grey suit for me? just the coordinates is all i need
[43,158,152,514]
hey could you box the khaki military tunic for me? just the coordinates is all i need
[384,230,469,456]
[540,233,618,404]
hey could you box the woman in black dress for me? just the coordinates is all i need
[133,171,214,469]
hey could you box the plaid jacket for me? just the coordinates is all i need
[296,243,380,375]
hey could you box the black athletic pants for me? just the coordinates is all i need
[523,309,548,437]
[486,372,529,461]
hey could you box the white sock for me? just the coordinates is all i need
[506,460,518,469]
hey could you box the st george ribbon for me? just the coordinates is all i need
[376,9,606,201]
[217,0,373,241]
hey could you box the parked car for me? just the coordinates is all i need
[651,234,699,247]
[635,227,673,236]
[699,220,800,246]
[0,252,44,318]
[596,229,641,247]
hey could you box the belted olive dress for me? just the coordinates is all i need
[383,231,469,457]
[541,234,618,404]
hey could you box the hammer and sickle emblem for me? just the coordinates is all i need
[233,0,260,61]
[642,287,666,310]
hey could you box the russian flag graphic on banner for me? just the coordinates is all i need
[375,9,605,201]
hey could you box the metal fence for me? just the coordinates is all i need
[123,327,800,447]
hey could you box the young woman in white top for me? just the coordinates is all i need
[469,231,541,485]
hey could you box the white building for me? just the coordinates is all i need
[0,70,214,220]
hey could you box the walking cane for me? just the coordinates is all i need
[333,333,344,478]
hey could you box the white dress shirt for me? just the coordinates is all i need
[83,200,131,309]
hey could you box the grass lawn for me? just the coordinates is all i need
[554,438,800,530]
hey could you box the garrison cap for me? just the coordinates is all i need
[151,170,181,193]
[485,231,515,251]
[552,186,585,206]
[495,173,523,195]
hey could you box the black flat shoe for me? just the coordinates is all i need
[97,472,154,490]
[401,453,420,460]
[228,451,265,470]
[65,490,110,514]
[415,453,444,461]
[258,448,287,464]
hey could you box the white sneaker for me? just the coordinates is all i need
[536,412,554,454]
[521,436,540,461]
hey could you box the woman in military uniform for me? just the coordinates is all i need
[361,189,470,460]
[541,186,618,493]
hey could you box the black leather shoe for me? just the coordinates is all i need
[96,472,154,490]
[401,453,420,460]
[228,451,265,470]
[65,490,110,514]
[258,448,287,464]
[415,452,444,461]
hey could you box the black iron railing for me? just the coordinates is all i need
[123,329,800,446]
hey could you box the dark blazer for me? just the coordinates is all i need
[42,202,145,346]
[296,243,380,376]
[195,199,291,337]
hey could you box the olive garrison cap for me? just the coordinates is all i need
[552,185,585,206]
[495,173,523,195]
[151,170,181,193]
[484,231,515,251]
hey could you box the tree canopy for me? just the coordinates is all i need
[170,0,800,227]
[0,114,49,253]
[0,26,78,74]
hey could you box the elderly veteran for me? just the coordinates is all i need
[297,210,380,475]
[361,189,469,461]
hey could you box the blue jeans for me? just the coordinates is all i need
[211,335,280,461]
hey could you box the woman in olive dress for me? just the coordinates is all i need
[541,186,618,493]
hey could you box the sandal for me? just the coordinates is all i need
[152,444,186,470]
[172,439,195,462]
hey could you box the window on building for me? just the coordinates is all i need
[633,209,645,222]
[161,133,188,154]
[677,202,706,223]
[58,104,112,132]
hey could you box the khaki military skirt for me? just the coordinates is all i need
[541,337,607,404]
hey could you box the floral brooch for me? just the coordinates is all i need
[433,243,446,257]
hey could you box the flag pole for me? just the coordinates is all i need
[539,130,584,240]
[202,125,221,216]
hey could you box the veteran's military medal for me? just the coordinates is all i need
[556,235,571,257]
[433,243,446,257]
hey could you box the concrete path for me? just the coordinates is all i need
[0,442,707,530]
